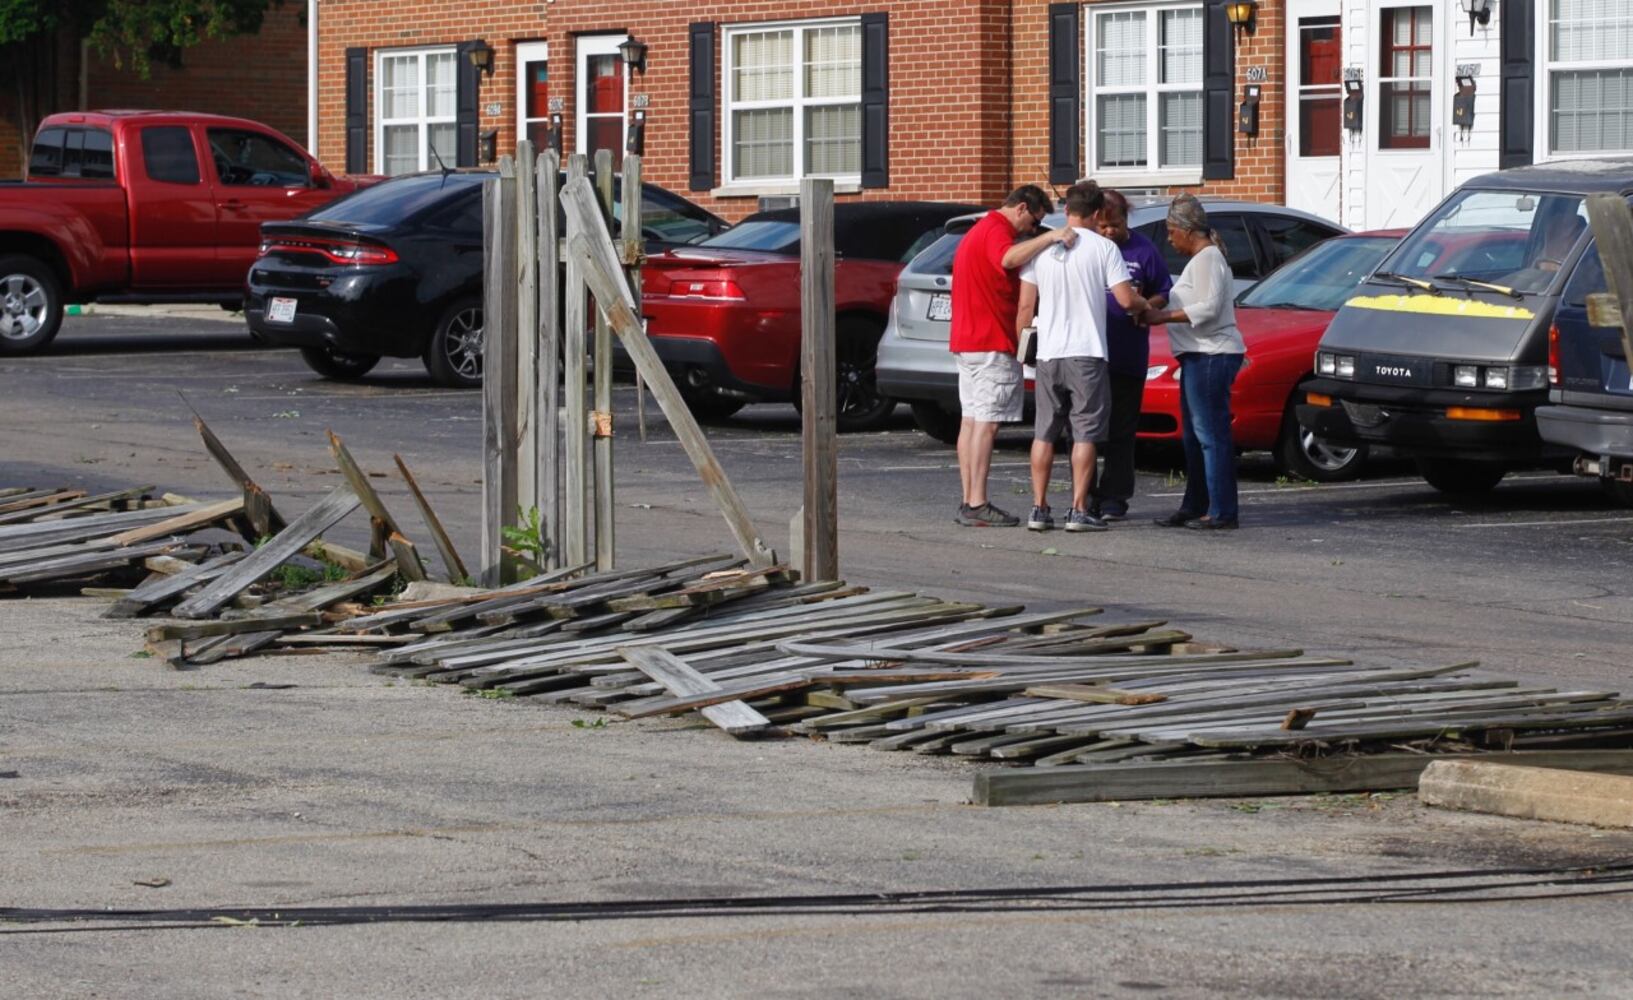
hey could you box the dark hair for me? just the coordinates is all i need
[1063,180,1107,220]
[1003,184,1052,216]
[1101,188,1130,218]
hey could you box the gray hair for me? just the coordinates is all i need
[1166,194,1211,234]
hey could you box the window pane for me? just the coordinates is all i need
[383,124,419,176]
[524,61,549,119]
[1212,215,1260,279]
[732,107,793,178]
[805,104,860,175]
[81,128,115,179]
[1300,19,1342,86]
[1159,92,1202,167]
[382,56,419,119]
[1551,0,1633,62]
[1299,95,1343,156]
[140,126,200,184]
[1552,68,1633,152]
[585,53,624,114]
[805,24,860,99]
[1259,216,1340,265]
[733,30,794,102]
[208,128,309,186]
[429,123,457,167]
[1159,9,1203,85]
[1097,11,1146,87]
[427,52,458,118]
[1097,94,1147,167]
[28,127,65,176]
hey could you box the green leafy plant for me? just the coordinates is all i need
[570,717,608,729]
[500,506,552,579]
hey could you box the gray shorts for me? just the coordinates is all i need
[1034,356,1109,443]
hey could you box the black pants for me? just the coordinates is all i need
[1090,370,1145,505]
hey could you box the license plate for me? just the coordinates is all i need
[927,293,952,322]
[267,297,297,323]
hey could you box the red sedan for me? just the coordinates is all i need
[637,201,984,431]
[1140,231,1404,481]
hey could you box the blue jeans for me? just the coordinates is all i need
[1178,352,1244,522]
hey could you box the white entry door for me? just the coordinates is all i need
[1363,1,1445,229]
[1286,0,1343,220]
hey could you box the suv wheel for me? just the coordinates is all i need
[834,317,895,432]
[299,346,380,380]
[425,298,483,388]
[1274,408,1368,482]
[1415,457,1506,495]
[0,254,64,355]
[910,400,961,445]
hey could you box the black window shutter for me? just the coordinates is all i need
[1047,3,1079,185]
[860,13,890,188]
[1499,1,1534,169]
[1202,0,1234,180]
[455,40,483,168]
[345,47,367,174]
[688,22,716,191]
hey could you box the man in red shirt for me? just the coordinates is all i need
[949,185,1076,526]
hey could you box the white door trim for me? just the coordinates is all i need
[516,41,550,150]
[575,34,628,161]
[1285,0,1343,220]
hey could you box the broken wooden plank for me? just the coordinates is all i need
[605,671,811,718]
[0,505,203,553]
[170,487,360,619]
[147,612,326,642]
[617,645,770,737]
[104,498,244,546]
[393,454,469,584]
[189,412,288,535]
[1,540,177,584]
[0,486,150,525]
[1023,683,1168,706]
[106,550,247,618]
[0,489,86,516]
[328,430,427,580]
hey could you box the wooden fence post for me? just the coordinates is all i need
[1585,194,1633,371]
[592,148,616,571]
[563,153,590,568]
[800,177,839,582]
[537,150,562,569]
[480,157,519,586]
[514,140,540,535]
[625,154,647,441]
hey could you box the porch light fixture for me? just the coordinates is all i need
[1224,1,1257,41]
[618,35,648,74]
[466,40,495,76]
[1459,0,1494,35]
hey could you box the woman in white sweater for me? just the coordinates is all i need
[1141,195,1246,530]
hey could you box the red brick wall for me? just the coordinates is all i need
[1011,0,1286,205]
[315,0,1014,220]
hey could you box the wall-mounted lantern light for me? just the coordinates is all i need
[618,35,648,75]
[466,40,495,76]
[1459,0,1494,36]
[1225,1,1257,42]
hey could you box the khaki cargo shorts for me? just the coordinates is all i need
[955,351,1023,423]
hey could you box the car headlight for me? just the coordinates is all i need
[1317,351,1336,375]
[1335,355,1355,379]
[1146,364,1170,381]
[1507,365,1548,391]
[1483,367,1509,390]
[1454,365,1479,388]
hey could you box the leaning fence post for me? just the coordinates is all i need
[592,148,616,571]
[563,153,590,568]
[480,157,520,586]
[624,155,648,442]
[800,177,839,583]
[514,140,540,542]
[1585,194,1633,372]
[537,150,562,569]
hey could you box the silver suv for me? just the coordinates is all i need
[877,197,1345,442]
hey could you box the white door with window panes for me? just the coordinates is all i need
[516,42,550,151]
[376,47,458,175]
[1286,1,1342,218]
[1085,3,1205,185]
[1363,2,1445,229]
[576,35,627,169]
[722,19,862,188]
[1536,0,1633,159]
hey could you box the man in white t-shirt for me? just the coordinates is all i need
[1016,181,1149,532]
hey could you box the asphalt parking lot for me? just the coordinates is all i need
[6,313,1633,997]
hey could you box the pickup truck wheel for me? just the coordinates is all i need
[299,346,380,380]
[425,298,483,388]
[1274,407,1368,482]
[0,255,63,355]
[910,401,961,445]
[1415,457,1506,495]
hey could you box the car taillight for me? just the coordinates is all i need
[1548,322,1561,387]
[667,278,746,300]
[257,238,399,266]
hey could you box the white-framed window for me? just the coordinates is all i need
[516,41,551,151]
[577,34,628,169]
[722,18,862,186]
[1541,0,1633,157]
[1085,2,1205,177]
[375,46,458,176]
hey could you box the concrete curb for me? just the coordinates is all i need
[1418,760,1633,829]
[65,303,245,323]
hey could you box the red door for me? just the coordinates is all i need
[127,124,220,289]
[206,126,337,286]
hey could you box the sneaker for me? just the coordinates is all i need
[957,502,1020,527]
[1026,505,1054,531]
[1063,508,1109,532]
[1097,501,1129,521]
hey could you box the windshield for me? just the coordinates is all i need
[1375,188,1587,293]
[308,173,481,225]
[1238,236,1397,311]
[697,220,801,254]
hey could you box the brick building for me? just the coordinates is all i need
[311,1,1633,225]
[0,3,308,178]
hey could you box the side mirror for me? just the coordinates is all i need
[310,161,331,188]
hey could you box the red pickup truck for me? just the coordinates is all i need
[0,110,372,354]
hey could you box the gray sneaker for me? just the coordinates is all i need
[1064,508,1109,532]
[1026,505,1054,531]
[957,502,1020,527]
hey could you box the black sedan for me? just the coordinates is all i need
[245,170,726,387]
